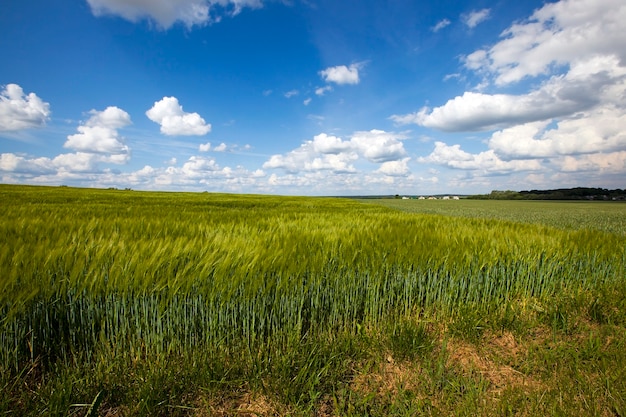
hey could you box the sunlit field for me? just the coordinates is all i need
[359,198,626,236]
[1,185,625,416]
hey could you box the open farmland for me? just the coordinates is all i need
[359,198,626,236]
[1,185,625,416]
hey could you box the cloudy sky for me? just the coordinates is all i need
[1,0,624,195]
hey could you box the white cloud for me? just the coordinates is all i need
[214,142,227,152]
[417,117,626,184]
[464,0,626,85]
[263,138,358,174]
[2,132,412,194]
[391,0,626,189]
[443,73,462,82]
[284,89,299,98]
[182,155,220,176]
[350,130,407,163]
[0,153,54,174]
[303,98,312,106]
[319,63,363,85]
[263,130,407,174]
[0,150,131,178]
[86,0,263,29]
[376,158,411,176]
[65,126,131,155]
[553,152,626,173]
[119,156,268,192]
[199,141,230,152]
[309,133,349,154]
[391,87,587,132]
[463,8,490,29]
[65,106,131,158]
[0,84,51,131]
[146,96,211,136]
[88,105,132,128]
[315,86,333,96]
[392,54,626,132]
[53,152,125,172]
[279,169,421,194]
[489,106,626,159]
[432,18,451,32]
[419,141,542,173]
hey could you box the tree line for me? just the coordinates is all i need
[469,187,626,200]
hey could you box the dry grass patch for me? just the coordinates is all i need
[350,355,424,400]
[446,333,542,396]
[194,391,289,417]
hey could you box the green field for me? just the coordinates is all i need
[358,198,626,236]
[1,185,625,416]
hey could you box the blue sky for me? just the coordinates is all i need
[1,0,625,195]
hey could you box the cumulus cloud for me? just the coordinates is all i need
[392,56,626,132]
[88,105,132,128]
[54,152,129,172]
[488,106,626,159]
[1,104,136,184]
[198,141,231,152]
[418,141,542,173]
[0,151,131,178]
[392,0,626,189]
[65,106,131,158]
[554,152,626,173]
[463,9,490,28]
[0,84,51,131]
[319,63,364,85]
[350,130,407,163]
[146,96,211,136]
[263,130,408,174]
[390,86,591,132]
[311,133,351,154]
[86,0,263,29]
[127,159,265,191]
[376,158,411,176]
[99,156,265,192]
[182,155,220,176]
[123,156,267,191]
[263,134,358,174]
[415,107,626,181]
[213,142,227,152]
[464,0,626,85]
[393,1,626,134]
[0,153,55,175]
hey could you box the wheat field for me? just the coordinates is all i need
[1,185,624,416]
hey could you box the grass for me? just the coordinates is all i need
[360,198,626,236]
[0,184,625,415]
